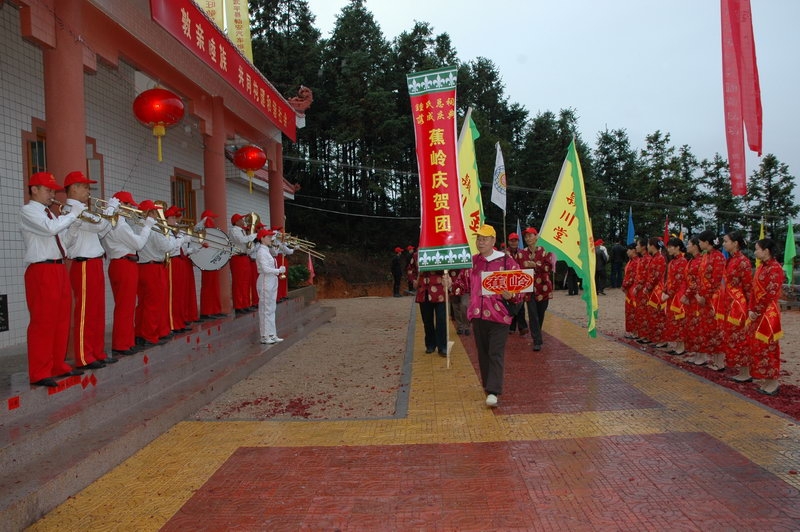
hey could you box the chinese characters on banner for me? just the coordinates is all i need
[406,67,471,271]
[538,139,598,337]
[150,0,296,140]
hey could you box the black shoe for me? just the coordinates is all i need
[211,313,227,319]
[31,378,58,387]
[425,348,435,354]
[199,315,213,321]
[757,386,780,396]
[112,349,135,356]
[57,369,85,377]
[144,338,168,347]
[235,308,247,315]
[533,344,542,351]
[172,328,190,334]
[160,333,175,340]
[135,337,146,346]
[78,361,105,370]
[102,356,119,364]
[438,350,447,357]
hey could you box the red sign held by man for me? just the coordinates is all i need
[480,269,535,295]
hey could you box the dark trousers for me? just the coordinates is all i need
[509,305,528,332]
[610,262,623,288]
[419,301,447,353]
[392,273,401,296]
[566,268,580,295]
[472,319,509,395]
[525,298,550,346]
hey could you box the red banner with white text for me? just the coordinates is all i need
[407,67,471,271]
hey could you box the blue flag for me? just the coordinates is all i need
[626,207,635,245]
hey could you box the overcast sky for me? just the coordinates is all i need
[305,0,799,204]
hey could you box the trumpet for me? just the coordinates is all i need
[245,212,260,249]
[57,198,115,225]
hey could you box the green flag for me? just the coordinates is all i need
[538,138,598,337]
[785,220,796,283]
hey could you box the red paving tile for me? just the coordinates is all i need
[161,433,800,531]
[462,332,663,414]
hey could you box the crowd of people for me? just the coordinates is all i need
[405,225,554,407]
[623,230,785,396]
[20,171,292,387]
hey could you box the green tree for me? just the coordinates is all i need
[746,153,799,243]
[593,128,639,241]
[696,154,746,235]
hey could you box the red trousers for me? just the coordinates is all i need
[136,263,167,343]
[109,257,138,351]
[25,263,73,382]
[276,254,288,301]
[183,257,199,322]
[167,258,187,331]
[70,258,106,366]
[200,269,222,315]
[230,255,251,310]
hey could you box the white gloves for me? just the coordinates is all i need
[278,266,286,274]
[143,217,158,229]
[103,197,120,216]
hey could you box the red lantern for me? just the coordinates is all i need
[233,145,267,193]
[133,88,185,162]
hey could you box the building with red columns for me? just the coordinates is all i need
[0,0,308,348]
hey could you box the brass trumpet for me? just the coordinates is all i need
[56,198,115,225]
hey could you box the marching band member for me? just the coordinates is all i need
[19,172,82,386]
[164,206,190,333]
[62,171,118,369]
[194,210,225,319]
[255,228,286,344]
[229,213,256,314]
[180,219,202,325]
[100,191,155,356]
[249,221,267,309]
[270,226,294,303]
[135,200,177,347]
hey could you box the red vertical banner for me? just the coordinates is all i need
[406,67,472,271]
[721,0,762,197]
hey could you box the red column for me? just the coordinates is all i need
[42,0,87,180]
[203,96,232,313]
[268,142,285,229]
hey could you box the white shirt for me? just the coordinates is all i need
[229,225,256,254]
[256,244,282,277]
[19,201,78,265]
[138,229,179,263]
[101,217,150,259]
[61,198,110,259]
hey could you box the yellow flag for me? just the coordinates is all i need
[538,139,598,337]
[756,217,765,267]
[198,0,225,30]
[226,0,254,62]
[457,108,484,256]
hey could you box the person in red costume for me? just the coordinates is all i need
[720,231,753,378]
[660,237,688,355]
[748,238,784,395]
[690,230,726,368]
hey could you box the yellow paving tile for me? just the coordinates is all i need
[29,312,800,530]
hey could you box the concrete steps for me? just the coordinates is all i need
[0,287,334,531]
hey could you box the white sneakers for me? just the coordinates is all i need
[485,394,498,407]
[260,335,284,344]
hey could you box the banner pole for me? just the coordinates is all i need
[444,269,453,368]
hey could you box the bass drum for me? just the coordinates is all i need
[189,228,233,271]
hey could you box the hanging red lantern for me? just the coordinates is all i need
[133,87,185,162]
[233,145,267,193]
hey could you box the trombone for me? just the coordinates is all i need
[56,198,117,226]
[281,233,325,260]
